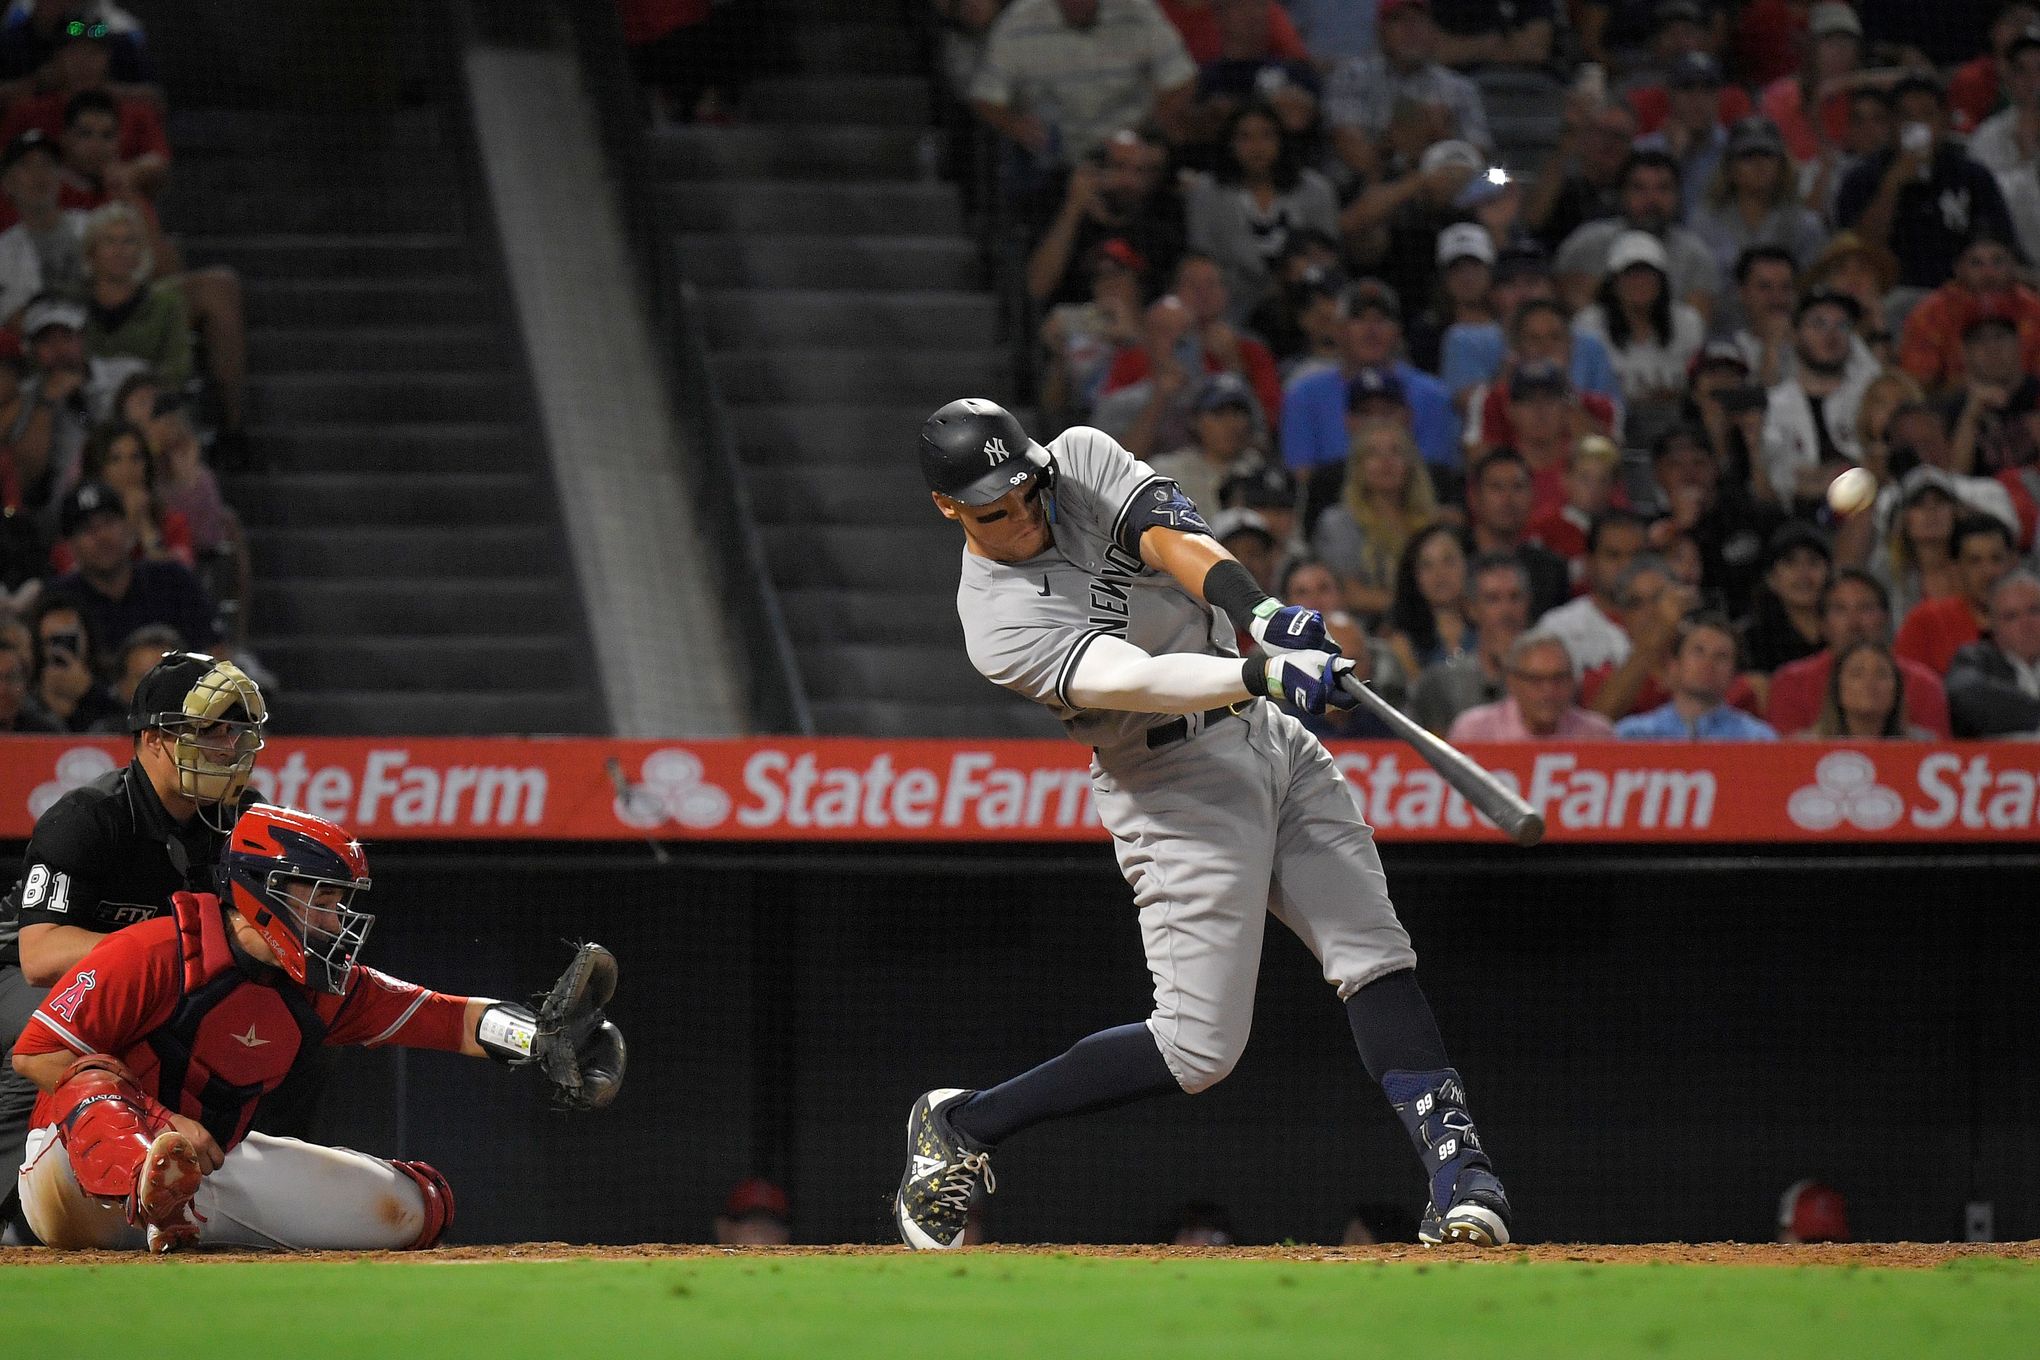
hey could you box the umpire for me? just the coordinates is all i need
[0,652,267,1239]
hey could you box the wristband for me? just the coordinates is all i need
[476,1001,538,1065]
[1202,557,1273,628]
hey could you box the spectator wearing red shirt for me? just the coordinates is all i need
[1628,3,1753,137]
[1528,433,1623,576]
[1768,567,1952,735]
[1757,3,1867,162]
[1897,233,2040,393]
[1581,557,1763,719]
[0,18,164,200]
[1100,252,1282,442]
[1950,1,2040,131]
[1895,513,2019,674]
[1158,0,1307,64]
[1475,299,1620,452]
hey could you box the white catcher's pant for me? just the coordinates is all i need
[1094,700,1418,1094]
[17,1124,430,1251]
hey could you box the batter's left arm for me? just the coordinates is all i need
[1138,526,1339,658]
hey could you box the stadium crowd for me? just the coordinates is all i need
[0,2,256,736]
[923,0,2040,741]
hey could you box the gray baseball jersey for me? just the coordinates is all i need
[950,425,1416,1094]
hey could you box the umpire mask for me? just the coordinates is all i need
[129,652,268,830]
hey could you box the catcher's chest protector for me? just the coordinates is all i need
[139,893,328,1148]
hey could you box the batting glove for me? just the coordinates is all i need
[1251,650,1360,715]
[1248,599,1340,657]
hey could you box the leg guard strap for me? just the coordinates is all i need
[49,1056,172,1201]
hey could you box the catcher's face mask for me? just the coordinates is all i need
[157,661,267,826]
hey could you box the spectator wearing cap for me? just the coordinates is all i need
[1951,1,2040,132]
[1528,433,1624,582]
[714,1177,792,1246]
[1690,118,1828,281]
[1152,372,1262,514]
[1244,229,1341,373]
[1212,504,1284,590]
[1462,447,1571,615]
[1895,513,2018,675]
[1882,402,2024,535]
[0,4,154,95]
[1801,233,1900,347]
[1423,0,1556,68]
[11,292,112,525]
[1449,629,1617,740]
[1947,568,2040,734]
[1579,0,1725,69]
[1760,289,1873,507]
[969,0,1196,168]
[1871,466,1997,621]
[1967,25,2040,172]
[1028,127,1185,309]
[1219,455,1302,547]
[1628,2,1753,138]
[1338,140,1485,317]
[1643,423,1782,616]
[1096,254,1282,458]
[1768,567,1953,736]
[1775,1179,1849,1244]
[1322,0,1491,183]
[1406,222,1494,374]
[1755,3,1868,163]
[1441,255,1623,410]
[48,477,218,661]
[1183,100,1338,322]
[0,128,83,326]
[1039,236,1149,425]
[1614,610,1780,738]
[1409,552,1530,732]
[28,588,119,732]
[1941,315,2040,479]
[1835,74,2019,292]
[1683,340,1767,496]
[1556,150,1723,323]
[1897,234,2040,395]
[1633,52,1734,222]
[1524,101,1636,254]
[0,636,60,731]
[0,11,164,201]
[1571,229,1705,438]
[1281,278,1460,484]
[1538,508,1651,671]
[1310,416,1437,619]
[1736,521,1832,675]
[1480,359,1605,521]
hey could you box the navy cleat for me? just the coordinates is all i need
[894,1088,994,1250]
[1419,1166,1512,1246]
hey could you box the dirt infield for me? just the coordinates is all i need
[3,1241,2034,1268]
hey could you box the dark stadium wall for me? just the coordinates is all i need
[215,845,2038,1247]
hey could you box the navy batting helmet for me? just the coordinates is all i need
[919,398,1052,505]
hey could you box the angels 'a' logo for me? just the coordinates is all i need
[48,969,95,1022]
[983,437,1010,466]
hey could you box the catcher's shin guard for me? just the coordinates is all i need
[390,1159,456,1248]
[48,1056,174,1199]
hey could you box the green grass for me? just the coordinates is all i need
[2,1254,2033,1358]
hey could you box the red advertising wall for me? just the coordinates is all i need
[6,736,2038,843]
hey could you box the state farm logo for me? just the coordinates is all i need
[1787,751,1904,832]
[612,748,731,831]
[28,746,118,820]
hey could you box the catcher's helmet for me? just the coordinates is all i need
[220,804,373,995]
[919,397,1052,506]
[128,651,267,824]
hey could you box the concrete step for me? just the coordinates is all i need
[743,75,932,126]
[675,232,979,290]
[254,634,584,691]
[229,472,544,528]
[763,524,956,590]
[248,326,510,373]
[786,22,923,74]
[781,588,962,645]
[158,185,465,235]
[745,465,938,526]
[245,422,535,473]
[264,688,596,737]
[167,108,449,156]
[731,403,1014,463]
[810,698,1062,739]
[651,125,923,181]
[796,642,990,703]
[166,157,457,199]
[183,234,471,280]
[709,346,1005,404]
[697,287,995,348]
[246,525,561,576]
[244,277,491,327]
[253,578,578,635]
[661,180,962,236]
[247,372,526,424]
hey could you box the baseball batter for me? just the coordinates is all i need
[9,803,624,1252]
[894,399,1510,1249]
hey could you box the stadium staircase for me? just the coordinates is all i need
[657,0,1058,738]
[167,106,607,735]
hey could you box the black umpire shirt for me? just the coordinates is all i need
[0,759,251,969]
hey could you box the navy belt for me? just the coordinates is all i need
[1146,702,1248,750]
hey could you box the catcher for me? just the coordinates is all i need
[9,803,625,1252]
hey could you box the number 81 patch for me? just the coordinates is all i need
[21,864,72,914]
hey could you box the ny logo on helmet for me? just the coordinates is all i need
[983,437,1011,466]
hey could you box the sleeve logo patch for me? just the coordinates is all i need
[48,970,96,1022]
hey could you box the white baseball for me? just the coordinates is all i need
[1827,466,1876,516]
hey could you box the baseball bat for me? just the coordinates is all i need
[1337,672,1546,847]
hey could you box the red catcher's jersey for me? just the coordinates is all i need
[14,892,470,1150]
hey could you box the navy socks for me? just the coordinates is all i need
[947,1022,1180,1148]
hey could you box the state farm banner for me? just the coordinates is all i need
[1,737,2036,844]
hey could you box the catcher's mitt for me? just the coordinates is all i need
[531,942,626,1111]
